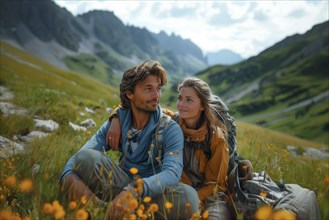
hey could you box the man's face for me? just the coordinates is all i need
[126,75,162,112]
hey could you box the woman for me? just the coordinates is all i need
[108,76,231,219]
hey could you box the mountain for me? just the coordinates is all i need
[155,31,207,76]
[206,49,244,66]
[0,0,207,86]
[195,20,329,144]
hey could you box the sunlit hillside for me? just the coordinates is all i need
[0,41,328,219]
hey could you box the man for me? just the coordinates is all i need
[60,60,199,219]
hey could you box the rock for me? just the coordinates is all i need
[85,107,95,114]
[286,145,329,159]
[0,136,25,158]
[0,86,14,100]
[303,148,329,159]
[69,122,87,131]
[0,102,28,116]
[34,119,59,132]
[19,131,49,142]
[81,118,96,128]
[32,163,40,176]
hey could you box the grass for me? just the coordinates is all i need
[1,41,329,219]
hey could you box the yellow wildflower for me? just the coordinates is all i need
[165,201,173,209]
[191,213,199,220]
[76,208,89,220]
[54,208,66,220]
[148,203,159,212]
[260,190,267,198]
[143,196,151,203]
[129,198,139,210]
[69,201,77,210]
[18,179,33,193]
[125,192,132,200]
[130,167,139,175]
[137,209,144,217]
[186,203,191,209]
[255,205,272,220]
[202,210,209,219]
[43,203,54,214]
[0,209,13,220]
[272,209,296,220]
[81,196,87,205]
[323,176,329,185]
[52,200,61,211]
[136,178,143,186]
[139,204,145,211]
[5,175,16,188]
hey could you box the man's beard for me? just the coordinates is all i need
[132,100,158,113]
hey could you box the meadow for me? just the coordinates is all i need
[0,41,328,219]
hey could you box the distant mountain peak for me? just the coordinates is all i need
[206,49,244,66]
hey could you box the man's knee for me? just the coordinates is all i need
[181,184,199,213]
[75,149,101,176]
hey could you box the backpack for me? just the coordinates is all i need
[154,112,171,162]
[210,95,240,174]
[227,165,319,220]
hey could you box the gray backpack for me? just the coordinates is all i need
[228,165,319,220]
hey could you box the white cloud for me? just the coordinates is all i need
[54,0,328,58]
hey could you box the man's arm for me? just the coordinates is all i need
[142,121,184,197]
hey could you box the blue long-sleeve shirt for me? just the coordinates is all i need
[60,106,184,197]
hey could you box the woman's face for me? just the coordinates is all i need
[177,87,204,121]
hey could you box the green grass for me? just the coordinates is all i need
[1,41,328,219]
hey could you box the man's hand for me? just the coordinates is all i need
[106,117,121,150]
[106,190,130,220]
[61,174,99,206]
[238,160,253,181]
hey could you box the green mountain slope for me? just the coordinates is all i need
[0,41,120,126]
[196,21,329,144]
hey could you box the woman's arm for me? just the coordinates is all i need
[197,130,229,204]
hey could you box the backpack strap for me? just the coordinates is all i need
[154,112,171,162]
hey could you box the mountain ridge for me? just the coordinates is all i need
[206,49,244,66]
[194,20,329,144]
[0,0,207,84]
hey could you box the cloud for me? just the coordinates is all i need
[253,10,269,21]
[288,9,307,18]
[53,0,328,58]
[207,3,241,26]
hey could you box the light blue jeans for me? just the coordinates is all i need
[204,193,231,220]
[74,148,199,219]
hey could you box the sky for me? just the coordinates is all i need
[54,0,329,59]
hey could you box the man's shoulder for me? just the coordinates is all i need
[161,115,183,138]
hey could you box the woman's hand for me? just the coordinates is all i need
[106,117,121,150]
